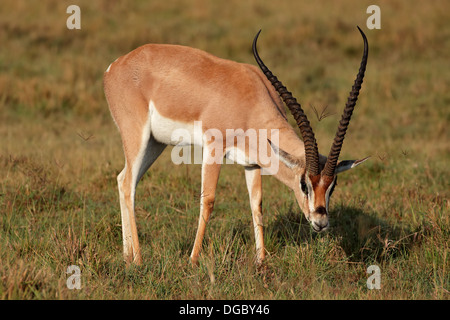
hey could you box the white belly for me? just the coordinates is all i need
[149,100,201,146]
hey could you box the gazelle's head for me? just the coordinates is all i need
[253,27,369,232]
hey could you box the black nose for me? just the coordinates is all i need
[315,206,327,215]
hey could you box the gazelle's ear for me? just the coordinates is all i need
[335,156,370,174]
[268,139,301,169]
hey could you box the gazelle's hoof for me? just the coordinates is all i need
[190,255,199,267]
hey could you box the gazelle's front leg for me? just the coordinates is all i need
[190,152,222,266]
[245,166,265,264]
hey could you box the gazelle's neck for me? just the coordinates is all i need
[269,160,299,191]
[258,125,305,188]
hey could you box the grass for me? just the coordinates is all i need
[0,0,448,299]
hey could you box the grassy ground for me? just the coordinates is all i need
[0,0,448,299]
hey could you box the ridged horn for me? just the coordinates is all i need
[253,30,320,176]
[322,26,369,177]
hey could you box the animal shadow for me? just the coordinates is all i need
[266,205,420,263]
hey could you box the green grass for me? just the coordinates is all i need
[0,0,448,299]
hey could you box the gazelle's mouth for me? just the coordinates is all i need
[312,221,329,232]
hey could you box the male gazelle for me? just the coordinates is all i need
[103,27,369,266]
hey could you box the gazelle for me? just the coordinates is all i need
[103,27,369,266]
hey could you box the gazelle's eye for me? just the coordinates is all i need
[300,178,308,195]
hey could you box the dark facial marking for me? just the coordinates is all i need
[300,175,308,195]
[329,176,338,198]
[315,206,327,215]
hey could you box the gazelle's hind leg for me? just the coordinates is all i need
[118,132,166,265]
[105,67,168,265]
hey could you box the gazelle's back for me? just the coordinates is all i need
[103,44,287,133]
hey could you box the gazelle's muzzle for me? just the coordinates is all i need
[309,206,329,232]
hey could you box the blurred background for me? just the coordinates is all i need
[1,0,448,174]
[0,0,448,299]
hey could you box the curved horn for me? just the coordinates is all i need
[253,30,320,176]
[322,26,369,177]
